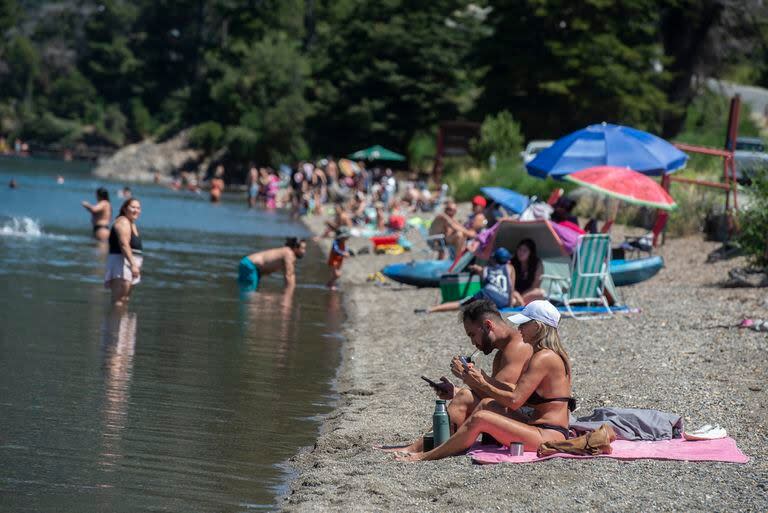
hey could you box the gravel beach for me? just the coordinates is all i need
[282,214,767,512]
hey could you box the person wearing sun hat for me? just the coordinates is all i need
[397,298,575,462]
[465,194,488,233]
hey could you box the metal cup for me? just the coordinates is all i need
[423,432,434,452]
[508,442,524,456]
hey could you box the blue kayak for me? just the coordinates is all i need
[609,256,664,286]
[382,256,664,288]
[381,259,454,287]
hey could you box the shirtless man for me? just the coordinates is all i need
[82,187,112,241]
[383,299,532,453]
[238,237,307,291]
[428,200,477,259]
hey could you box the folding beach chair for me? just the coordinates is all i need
[544,234,613,319]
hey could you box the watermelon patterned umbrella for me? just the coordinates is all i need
[563,166,677,211]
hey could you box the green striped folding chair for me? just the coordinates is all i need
[545,234,613,319]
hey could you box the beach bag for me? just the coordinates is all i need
[537,423,616,457]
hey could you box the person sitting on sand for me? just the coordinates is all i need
[428,200,477,260]
[396,300,573,461]
[510,239,545,306]
[382,299,532,454]
[465,195,488,233]
[238,237,307,291]
[419,248,514,314]
[82,187,113,241]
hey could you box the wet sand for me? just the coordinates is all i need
[283,214,767,511]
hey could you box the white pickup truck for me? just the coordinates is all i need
[734,136,768,184]
[520,140,554,164]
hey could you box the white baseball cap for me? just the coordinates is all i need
[507,300,560,328]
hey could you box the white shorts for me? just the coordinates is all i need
[104,254,143,288]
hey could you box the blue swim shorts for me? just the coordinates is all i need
[461,289,510,309]
[238,256,260,291]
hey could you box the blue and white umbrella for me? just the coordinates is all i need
[480,187,530,214]
[526,122,688,180]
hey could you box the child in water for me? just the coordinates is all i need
[327,228,352,290]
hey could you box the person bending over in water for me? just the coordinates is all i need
[105,198,143,306]
[396,300,573,461]
[238,237,307,291]
[82,187,112,241]
[382,300,532,454]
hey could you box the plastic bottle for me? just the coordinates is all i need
[432,400,450,447]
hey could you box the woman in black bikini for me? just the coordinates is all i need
[81,187,112,241]
[104,198,143,307]
[397,300,573,461]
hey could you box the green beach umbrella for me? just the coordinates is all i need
[348,145,406,162]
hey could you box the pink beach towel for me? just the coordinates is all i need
[468,437,749,465]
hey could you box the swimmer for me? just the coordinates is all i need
[238,237,307,291]
[9,178,17,189]
[56,175,65,184]
[118,186,132,200]
[82,187,113,241]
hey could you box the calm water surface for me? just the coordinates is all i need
[0,158,343,511]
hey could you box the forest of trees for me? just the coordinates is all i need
[0,0,766,169]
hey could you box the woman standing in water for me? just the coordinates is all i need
[105,198,143,306]
[81,187,112,241]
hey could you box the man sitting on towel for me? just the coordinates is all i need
[383,299,532,453]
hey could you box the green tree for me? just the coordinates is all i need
[3,36,40,104]
[200,33,311,164]
[737,168,768,269]
[470,111,523,161]
[474,0,672,139]
[307,0,486,155]
[80,0,140,103]
[49,71,97,120]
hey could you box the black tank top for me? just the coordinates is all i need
[513,259,538,293]
[109,220,142,255]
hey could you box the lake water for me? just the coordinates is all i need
[0,158,343,512]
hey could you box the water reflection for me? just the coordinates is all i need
[240,287,296,369]
[99,309,137,472]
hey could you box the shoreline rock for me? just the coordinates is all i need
[93,130,202,183]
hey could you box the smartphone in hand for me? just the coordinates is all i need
[458,356,470,370]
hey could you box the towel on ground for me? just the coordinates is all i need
[468,437,749,465]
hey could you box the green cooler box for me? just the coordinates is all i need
[439,273,482,303]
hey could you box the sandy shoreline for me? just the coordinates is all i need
[282,214,767,511]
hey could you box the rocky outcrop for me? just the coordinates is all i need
[93,130,203,183]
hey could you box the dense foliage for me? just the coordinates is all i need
[0,0,763,171]
[737,168,768,268]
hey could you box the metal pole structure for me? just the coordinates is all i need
[725,95,741,212]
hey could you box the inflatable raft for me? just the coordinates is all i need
[381,256,664,288]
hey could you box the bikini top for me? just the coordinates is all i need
[526,391,576,412]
